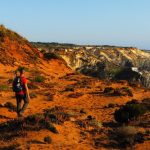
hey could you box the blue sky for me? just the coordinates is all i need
[0,0,150,49]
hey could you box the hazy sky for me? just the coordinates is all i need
[0,0,150,49]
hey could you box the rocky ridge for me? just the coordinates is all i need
[33,43,150,88]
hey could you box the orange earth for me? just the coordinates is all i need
[0,59,150,150]
[0,26,149,150]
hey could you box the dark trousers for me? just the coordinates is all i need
[16,94,29,114]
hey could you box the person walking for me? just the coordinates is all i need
[13,68,30,117]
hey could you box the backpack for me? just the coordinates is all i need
[12,77,23,92]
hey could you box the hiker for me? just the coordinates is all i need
[13,68,30,117]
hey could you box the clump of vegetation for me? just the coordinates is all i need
[44,52,60,60]
[44,92,54,101]
[76,115,102,130]
[68,92,84,98]
[94,136,109,147]
[34,75,45,83]
[27,139,45,144]
[0,143,21,150]
[0,24,27,43]
[80,108,87,114]
[17,66,29,72]
[141,98,150,110]
[103,87,133,97]
[114,102,147,124]
[47,94,54,101]
[25,114,58,133]
[44,136,52,144]
[105,103,119,108]
[107,67,124,78]
[120,87,133,97]
[4,102,16,112]
[110,126,145,148]
[63,86,75,92]
[0,119,24,133]
[114,68,140,83]
[28,82,39,89]
[25,114,43,126]
[29,92,37,99]
[126,99,139,105]
[0,113,58,141]
[44,122,58,133]
[8,78,13,84]
[0,85,9,91]
[103,87,114,94]
[44,106,71,124]
[111,126,137,148]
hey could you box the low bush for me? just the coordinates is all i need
[4,102,16,112]
[0,143,21,150]
[45,122,58,133]
[0,112,59,141]
[44,136,52,144]
[44,106,71,124]
[17,66,29,72]
[114,103,147,124]
[105,103,118,108]
[103,87,133,97]
[8,79,13,84]
[126,99,139,105]
[121,87,133,97]
[45,93,54,101]
[34,75,45,83]
[0,85,9,91]
[25,114,43,125]
[29,92,37,98]
[110,126,145,148]
[68,92,83,98]
[112,126,137,148]
[64,86,74,92]
[142,98,150,111]
[80,108,87,114]
[44,52,60,60]
[103,87,114,94]
[28,82,39,89]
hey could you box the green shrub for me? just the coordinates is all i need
[105,103,118,108]
[103,87,114,94]
[8,78,13,84]
[47,94,54,101]
[113,126,137,148]
[44,52,60,60]
[34,75,45,83]
[17,66,29,72]
[28,82,39,89]
[26,114,43,125]
[29,92,37,98]
[4,102,16,111]
[68,92,83,98]
[45,122,58,133]
[114,103,147,124]
[0,143,21,150]
[0,85,9,91]
[44,136,52,144]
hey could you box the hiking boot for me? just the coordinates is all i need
[17,112,23,118]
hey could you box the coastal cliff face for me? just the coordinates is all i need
[32,43,150,88]
[60,47,150,87]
